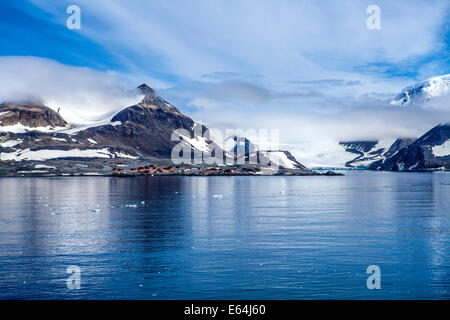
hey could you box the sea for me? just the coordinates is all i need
[0,171,449,299]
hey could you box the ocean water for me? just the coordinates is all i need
[0,171,449,299]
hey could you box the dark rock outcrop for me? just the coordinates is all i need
[0,102,67,128]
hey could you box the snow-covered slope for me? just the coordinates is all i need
[432,139,450,157]
[391,74,450,106]
[339,138,415,168]
[259,150,308,170]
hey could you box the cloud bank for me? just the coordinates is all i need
[0,56,141,124]
[29,0,449,84]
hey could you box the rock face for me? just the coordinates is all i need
[76,84,201,158]
[0,102,67,128]
[370,123,450,171]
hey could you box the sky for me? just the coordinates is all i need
[1,0,450,166]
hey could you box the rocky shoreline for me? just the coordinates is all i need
[0,158,342,177]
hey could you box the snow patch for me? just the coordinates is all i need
[52,137,67,142]
[261,151,296,169]
[35,164,56,169]
[432,139,450,157]
[409,161,420,170]
[373,138,396,152]
[87,138,97,144]
[0,139,22,148]
[114,151,137,159]
[17,170,50,174]
[0,148,113,161]
[60,117,122,135]
[179,134,210,153]
[0,123,66,133]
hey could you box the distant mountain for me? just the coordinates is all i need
[339,138,415,168]
[371,123,450,171]
[391,74,450,106]
[224,136,309,170]
[335,74,450,170]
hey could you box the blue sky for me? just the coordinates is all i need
[1,0,450,165]
[0,1,116,70]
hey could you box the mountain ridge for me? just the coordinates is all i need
[0,84,313,175]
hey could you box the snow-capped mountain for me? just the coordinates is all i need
[0,84,311,173]
[391,74,450,106]
[0,84,215,161]
[372,123,450,171]
[333,74,450,170]
[223,136,309,170]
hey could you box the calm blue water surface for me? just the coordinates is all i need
[0,171,449,299]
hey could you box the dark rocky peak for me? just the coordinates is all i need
[138,83,158,101]
[137,83,183,116]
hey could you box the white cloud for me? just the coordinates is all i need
[187,97,221,110]
[0,56,141,124]
[28,1,450,117]
[32,0,450,82]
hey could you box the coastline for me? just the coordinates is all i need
[0,158,343,177]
